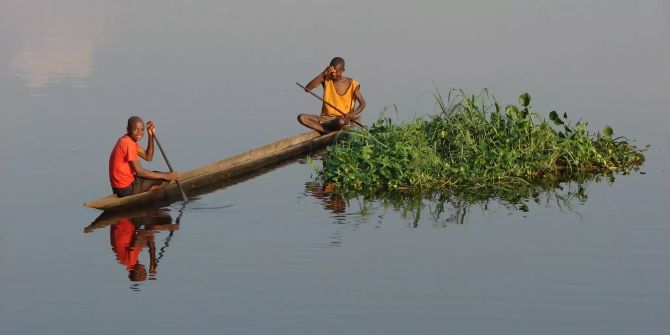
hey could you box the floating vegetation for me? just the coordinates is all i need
[315,89,646,196]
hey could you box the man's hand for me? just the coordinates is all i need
[146,121,155,137]
[323,66,335,79]
[164,172,180,181]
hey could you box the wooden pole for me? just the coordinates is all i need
[153,133,189,202]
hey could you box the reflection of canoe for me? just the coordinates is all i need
[83,130,343,211]
[83,208,176,233]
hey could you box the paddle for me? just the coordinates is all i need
[296,82,364,128]
[154,206,184,267]
[153,133,189,202]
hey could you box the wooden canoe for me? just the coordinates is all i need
[83,130,344,211]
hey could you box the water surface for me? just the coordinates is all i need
[1,1,669,334]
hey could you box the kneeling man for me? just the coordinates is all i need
[109,116,180,197]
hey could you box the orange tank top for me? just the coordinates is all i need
[322,79,360,117]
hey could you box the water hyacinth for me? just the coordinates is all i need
[316,90,646,195]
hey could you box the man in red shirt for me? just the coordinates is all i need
[109,116,180,197]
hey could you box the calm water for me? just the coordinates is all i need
[1,1,669,334]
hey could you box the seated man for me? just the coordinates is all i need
[109,116,180,197]
[298,57,366,134]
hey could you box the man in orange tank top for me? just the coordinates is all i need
[298,57,366,134]
[109,116,180,197]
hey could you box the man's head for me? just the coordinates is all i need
[128,263,147,281]
[329,57,345,80]
[126,116,145,142]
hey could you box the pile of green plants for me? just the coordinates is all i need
[316,90,646,195]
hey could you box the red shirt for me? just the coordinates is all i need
[109,135,139,189]
[110,218,142,270]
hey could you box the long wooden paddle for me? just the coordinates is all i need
[296,82,364,127]
[153,133,189,202]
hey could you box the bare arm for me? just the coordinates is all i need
[348,87,366,118]
[305,66,334,91]
[130,160,179,181]
[148,235,157,274]
[137,121,155,161]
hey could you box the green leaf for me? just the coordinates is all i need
[520,108,529,119]
[549,111,564,125]
[519,92,531,107]
[604,125,613,137]
[506,105,519,119]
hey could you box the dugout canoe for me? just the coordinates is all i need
[83,130,344,211]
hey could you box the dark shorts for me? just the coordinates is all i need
[113,176,163,198]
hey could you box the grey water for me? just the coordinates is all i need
[1,1,669,334]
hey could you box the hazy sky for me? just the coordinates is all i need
[1,0,668,166]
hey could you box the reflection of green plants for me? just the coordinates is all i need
[311,174,607,227]
[317,90,646,196]
[370,176,596,226]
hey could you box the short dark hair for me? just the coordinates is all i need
[330,57,345,67]
[128,264,147,281]
[127,116,143,129]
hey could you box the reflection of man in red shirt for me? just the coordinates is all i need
[110,218,155,281]
[84,209,178,282]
